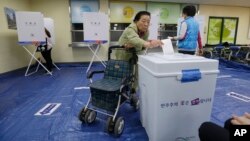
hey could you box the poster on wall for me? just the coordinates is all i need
[83,12,109,41]
[4,7,17,29]
[148,14,159,40]
[44,18,55,45]
[16,11,45,44]
[147,2,180,24]
[70,0,99,23]
[110,1,146,23]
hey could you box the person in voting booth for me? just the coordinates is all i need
[34,28,53,74]
[117,11,163,92]
[168,5,203,55]
[199,112,250,141]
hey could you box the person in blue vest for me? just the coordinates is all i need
[169,5,203,55]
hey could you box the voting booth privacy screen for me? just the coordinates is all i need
[16,11,45,44]
[138,53,219,141]
[82,12,109,42]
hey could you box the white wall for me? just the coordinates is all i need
[0,0,32,73]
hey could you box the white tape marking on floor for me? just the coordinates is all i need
[74,86,89,90]
[217,75,232,79]
[35,103,61,116]
[226,92,250,102]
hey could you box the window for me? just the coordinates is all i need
[207,17,238,45]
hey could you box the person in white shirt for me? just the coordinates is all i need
[35,28,54,73]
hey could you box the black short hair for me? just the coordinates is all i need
[182,5,196,17]
[133,11,150,22]
[45,28,51,38]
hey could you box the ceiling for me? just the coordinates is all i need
[132,0,250,7]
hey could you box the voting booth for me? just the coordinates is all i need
[15,11,59,76]
[82,12,109,73]
[138,53,219,141]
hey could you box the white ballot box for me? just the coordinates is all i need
[138,53,219,141]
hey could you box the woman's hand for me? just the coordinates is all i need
[32,41,40,46]
[168,36,174,40]
[150,40,163,48]
[231,112,250,125]
[143,42,151,48]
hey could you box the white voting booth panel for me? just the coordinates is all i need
[82,12,109,73]
[138,53,219,141]
[16,11,45,44]
[83,12,109,41]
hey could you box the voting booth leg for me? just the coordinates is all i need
[24,48,39,76]
[86,44,106,73]
[37,61,61,71]
[23,46,52,76]
[53,62,60,70]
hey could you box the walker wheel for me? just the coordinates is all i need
[131,95,139,111]
[130,88,136,94]
[84,110,97,124]
[105,117,115,133]
[114,117,125,137]
[78,107,87,122]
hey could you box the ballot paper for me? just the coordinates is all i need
[161,39,174,55]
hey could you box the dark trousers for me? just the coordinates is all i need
[41,48,53,72]
[178,50,195,55]
[199,118,232,141]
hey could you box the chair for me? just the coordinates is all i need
[246,50,250,65]
[202,47,214,58]
[228,46,241,61]
[212,46,224,58]
[237,46,250,64]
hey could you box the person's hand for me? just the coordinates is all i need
[197,49,203,56]
[231,112,250,125]
[150,40,163,48]
[32,41,40,46]
[168,36,174,40]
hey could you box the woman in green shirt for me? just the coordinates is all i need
[117,11,163,92]
[117,11,163,60]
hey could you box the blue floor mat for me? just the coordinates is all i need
[0,60,249,141]
[210,59,250,126]
[0,64,147,141]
